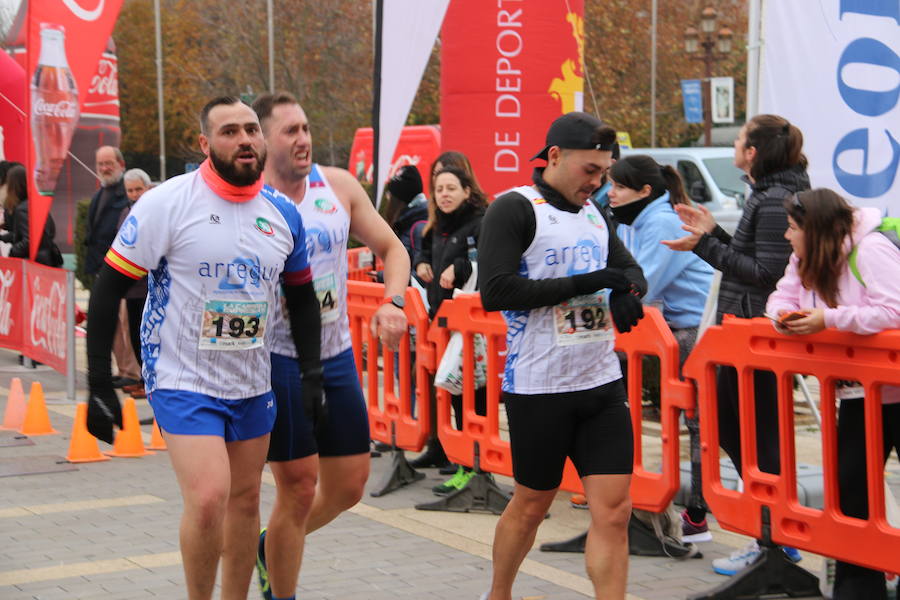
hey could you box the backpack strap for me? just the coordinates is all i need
[847,218,900,288]
[848,246,865,287]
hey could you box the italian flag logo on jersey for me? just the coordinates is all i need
[255,217,275,236]
[587,214,605,229]
[314,197,337,214]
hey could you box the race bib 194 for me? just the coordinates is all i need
[553,293,614,346]
[199,300,268,350]
[314,272,339,324]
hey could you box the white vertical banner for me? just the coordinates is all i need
[711,77,734,124]
[759,1,899,214]
[376,0,450,207]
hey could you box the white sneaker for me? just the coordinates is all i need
[712,540,761,575]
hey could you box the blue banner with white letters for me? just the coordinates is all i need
[681,79,703,124]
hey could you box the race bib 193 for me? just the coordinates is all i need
[553,293,614,346]
[199,300,268,350]
[314,272,339,324]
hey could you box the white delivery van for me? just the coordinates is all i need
[620,147,747,234]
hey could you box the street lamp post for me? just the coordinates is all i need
[684,7,733,146]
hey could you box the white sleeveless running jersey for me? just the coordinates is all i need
[267,164,351,359]
[501,186,622,394]
[106,169,310,399]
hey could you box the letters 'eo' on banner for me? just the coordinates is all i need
[759,1,899,214]
[441,0,585,198]
[26,0,123,260]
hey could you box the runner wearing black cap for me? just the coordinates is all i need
[477,112,646,600]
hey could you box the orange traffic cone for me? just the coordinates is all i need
[1,377,27,431]
[66,403,110,463]
[19,382,57,436]
[106,397,153,458]
[148,418,167,451]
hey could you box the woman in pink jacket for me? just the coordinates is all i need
[767,188,900,600]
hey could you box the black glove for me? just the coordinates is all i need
[609,289,644,333]
[302,367,327,437]
[572,267,630,295]
[87,377,122,444]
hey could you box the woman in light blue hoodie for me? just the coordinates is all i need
[606,154,715,543]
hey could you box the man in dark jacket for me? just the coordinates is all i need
[83,146,141,386]
[84,146,129,277]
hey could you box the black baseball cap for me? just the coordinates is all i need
[531,111,616,161]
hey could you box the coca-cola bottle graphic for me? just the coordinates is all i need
[57,36,121,251]
[31,24,80,195]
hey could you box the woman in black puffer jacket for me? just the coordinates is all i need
[1,165,62,267]
[413,164,489,495]
[664,114,810,574]
[415,165,487,318]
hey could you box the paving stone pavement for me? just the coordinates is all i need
[0,347,835,599]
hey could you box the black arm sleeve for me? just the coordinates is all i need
[478,194,579,312]
[693,198,790,289]
[282,281,322,375]
[602,209,647,297]
[86,263,137,382]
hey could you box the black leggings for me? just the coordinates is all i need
[125,297,145,369]
[451,387,487,431]
[716,366,781,476]
[833,400,900,600]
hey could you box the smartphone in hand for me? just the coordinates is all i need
[764,311,806,324]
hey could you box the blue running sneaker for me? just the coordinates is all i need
[256,528,272,600]
[783,545,802,563]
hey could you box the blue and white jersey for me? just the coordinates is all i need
[107,167,310,399]
[501,185,622,395]
[267,164,351,359]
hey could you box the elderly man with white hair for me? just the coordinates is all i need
[124,168,152,203]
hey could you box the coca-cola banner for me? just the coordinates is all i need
[22,261,67,373]
[440,0,584,197]
[0,258,25,351]
[26,0,123,259]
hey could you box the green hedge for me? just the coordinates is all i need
[73,198,94,291]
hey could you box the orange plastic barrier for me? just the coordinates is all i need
[346,280,435,451]
[429,295,692,512]
[683,316,900,575]
[347,247,384,282]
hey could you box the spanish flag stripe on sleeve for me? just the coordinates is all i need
[105,248,148,280]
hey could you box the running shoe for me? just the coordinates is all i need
[712,540,802,576]
[783,545,802,563]
[712,540,761,575]
[432,466,475,496]
[570,494,588,509]
[256,528,272,600]
[681,510,713,543]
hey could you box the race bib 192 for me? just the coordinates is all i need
[553,293,614,346]
[199,300,268,350]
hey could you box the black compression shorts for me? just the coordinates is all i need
[503,379,633,491]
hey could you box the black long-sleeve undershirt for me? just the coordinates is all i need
[282,281,322,376]
[478,187,646,313]
[86,264,136,384]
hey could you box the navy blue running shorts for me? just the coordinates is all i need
[268,349,370,461]
[503,378,633,491]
